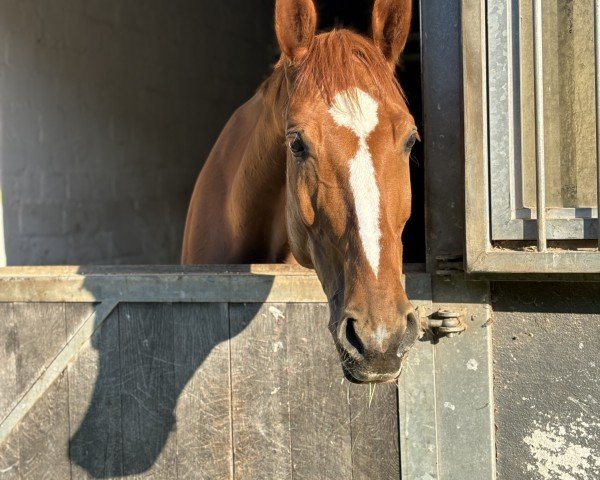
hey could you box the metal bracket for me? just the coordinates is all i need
[436,253,464,275]
[428,308,467,338]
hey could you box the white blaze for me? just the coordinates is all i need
[373,325,390,351]
[328,88,381,277]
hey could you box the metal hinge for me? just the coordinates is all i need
[427,308,466,338]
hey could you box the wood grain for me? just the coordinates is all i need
[65,303,97,341]
[0,303,69,479]
[0,302,19,478]
[0,427,19,479]
[286,303,352,480]
[230,303,292,480]
[18,370,71,479]
[0,298,408,478]
[68,304,123,479]
[174,303,233,480]
[119,303,177,479]
[12,303,66,400]
[0,303,17,423]
[349,382,400,480]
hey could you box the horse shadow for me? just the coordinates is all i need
[68,266,268,478]
[68,266,432,478]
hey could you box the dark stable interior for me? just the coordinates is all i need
[317,0,425,264]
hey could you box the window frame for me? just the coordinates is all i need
[463,0,600,274]
[487,0,598,241]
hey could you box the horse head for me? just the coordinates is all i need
[276,0,423,383]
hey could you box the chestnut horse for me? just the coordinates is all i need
[182,0,422,383]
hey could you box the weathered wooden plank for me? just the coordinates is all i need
[349,382,400,480]
[0,300,118,447]
[0,303,69,479]
[230,303,292,480]
[12,303,65,400]
[286,303,352,480]
[119,303,177,479]
[0,431,19,479]
[0,267,431,307]
[65,303,97,341]
[0,264,316,276]
[174,303,233,480]
[0,303,67,446]
[18,370,71,479]
[68,304,123,479]
[0,273,326,304]
[0,304,17,424]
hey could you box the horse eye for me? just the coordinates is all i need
[289,135,307,159]
[405,133,417,151]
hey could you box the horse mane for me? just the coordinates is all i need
[264,29,404,107]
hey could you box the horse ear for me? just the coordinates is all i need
[372,0,412,66]
[275,0,317,63]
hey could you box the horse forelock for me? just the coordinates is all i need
[290,29,405,106]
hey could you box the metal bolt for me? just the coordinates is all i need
[428,318,444,328]
[430,309,466,338]
[441,317,460,328]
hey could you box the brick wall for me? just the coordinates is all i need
[0,1,276,265]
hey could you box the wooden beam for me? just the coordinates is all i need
[0,266,432,306]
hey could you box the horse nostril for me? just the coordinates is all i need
[397,310,421,357]
[343,318,365,357]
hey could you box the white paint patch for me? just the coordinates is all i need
[466,358,479,371]
[328,88,381,277]
[268,306,285,321]
[443,402,455,411]
[524,418,599,480]
[372,325,390,350]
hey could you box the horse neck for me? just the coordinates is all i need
[228,68,291,260]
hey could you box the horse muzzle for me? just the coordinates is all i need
[336,309,421,383]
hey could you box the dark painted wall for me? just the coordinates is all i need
[0,0,276,265]
[492,282,600,479]
[1,0,425,265]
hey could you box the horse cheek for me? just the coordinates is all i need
[297,180,315,227]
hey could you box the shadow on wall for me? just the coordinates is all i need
[0,1,276,266]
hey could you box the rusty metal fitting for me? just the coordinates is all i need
[428,309,466,338]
